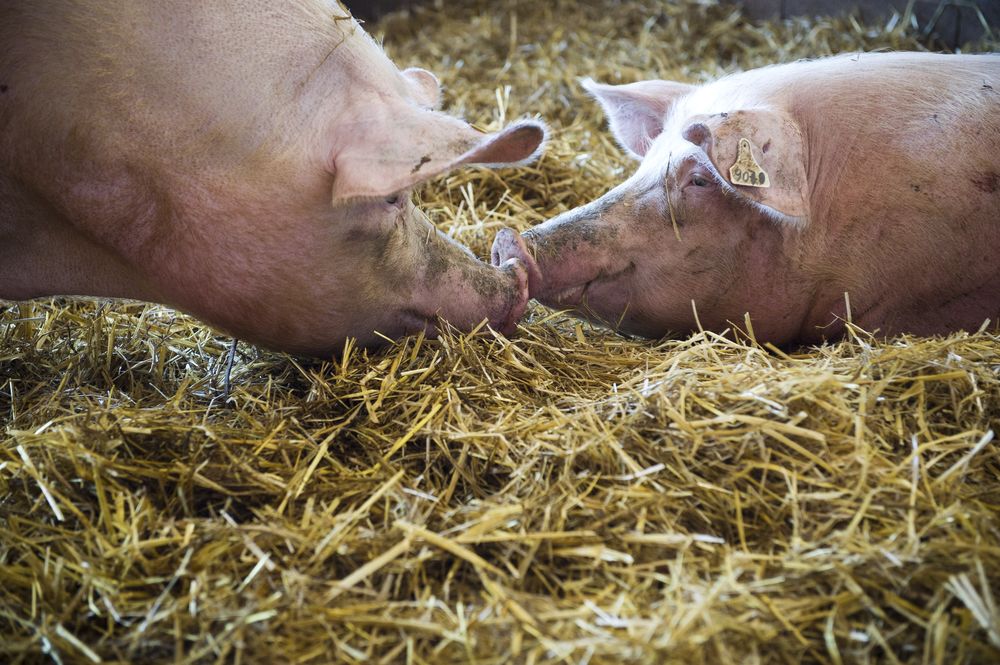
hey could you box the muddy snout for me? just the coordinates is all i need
[491,228,543,298]
[491,257,530,335]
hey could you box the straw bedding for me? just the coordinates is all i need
[2,1,999,663]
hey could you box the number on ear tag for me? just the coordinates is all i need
[729,138,770,188]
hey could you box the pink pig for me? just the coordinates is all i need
[0,1,545,356]
[494,52,1000,343]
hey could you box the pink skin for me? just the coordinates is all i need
[493,162,797,341]
[0,1,544,356]
[494,52,1000,344]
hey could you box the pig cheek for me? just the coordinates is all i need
[621,192,713,331]
[578,278,636,330]
[368,213,474,326]
[331,210,417,327]
[666,192,750,327]
[354,208,417,285]
[564,200,656,328]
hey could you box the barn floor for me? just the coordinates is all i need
[2,1,999,663]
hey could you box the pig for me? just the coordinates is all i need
[0,1,546,356]
[493,52,1000,344]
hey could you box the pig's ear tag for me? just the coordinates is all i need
[729,138,770,188]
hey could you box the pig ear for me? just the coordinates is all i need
[401,67,441,109]
[329,103,547,205]
[683,109,810,222]
[581,78,694,159]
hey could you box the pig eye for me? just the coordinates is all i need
[385,193,401,206]
[690,174,709,187]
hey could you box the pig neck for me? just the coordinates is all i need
[783,113,859,342]
[720,68,873,341]
[0,175,159,302]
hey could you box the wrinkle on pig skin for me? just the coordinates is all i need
[972,172,999,194]
[527,222,622,262]
[526,191,627,256]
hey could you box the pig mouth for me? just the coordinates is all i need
[398,308,443,337]
[546,262,636,310]
[492,257,531,335]
[396,300,522,338]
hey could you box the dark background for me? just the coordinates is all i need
[345,0,999,49]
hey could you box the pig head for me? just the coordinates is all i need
[494,53,1000,343]
[0,1,546,356]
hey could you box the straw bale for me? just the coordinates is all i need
[2,1,999,663]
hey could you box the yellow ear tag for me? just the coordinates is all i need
[729,138,770,188]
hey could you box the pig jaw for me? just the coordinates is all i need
[172,269,528,358]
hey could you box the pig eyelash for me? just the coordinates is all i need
[379,193,410,221]
[384,193,407,209]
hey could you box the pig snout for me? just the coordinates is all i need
[492,256,530,335]
[491,228,542,298]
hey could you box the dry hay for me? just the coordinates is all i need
[2,1,999,663]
